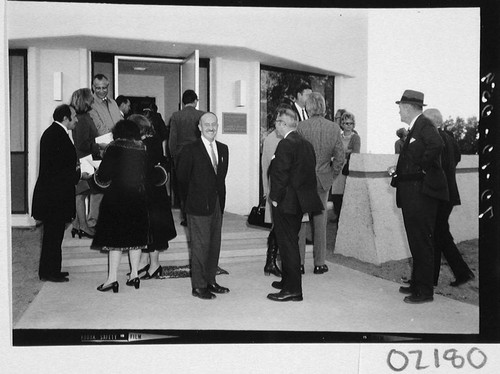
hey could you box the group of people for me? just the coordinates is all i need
[260,83,361,302]
[31,78,473,304]
[32,75,229,300]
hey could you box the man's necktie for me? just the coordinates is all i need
[210,142,218,173]
[103,98,110,113]
[302,108,307,121]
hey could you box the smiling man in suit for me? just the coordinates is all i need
[177,112,229,300]
[268,106,324,302]
[392,90,449,304]
[32,104,81,282]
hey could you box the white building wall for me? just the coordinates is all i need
[211,58,261,215]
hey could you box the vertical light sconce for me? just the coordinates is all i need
[53,72,63,101]
[235,80,246,107]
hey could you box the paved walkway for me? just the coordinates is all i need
[14,257,478,341]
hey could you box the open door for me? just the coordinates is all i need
[180,50,199,108]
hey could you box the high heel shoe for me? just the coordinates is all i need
[126,277,140,289]
[127,264,149,277]
[79,230,94,239]
[141,265,163,280]
[71,228,82,239]
[97,281,119,293]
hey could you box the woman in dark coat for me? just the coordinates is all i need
[91,120,149,292]
[129,114,177,279]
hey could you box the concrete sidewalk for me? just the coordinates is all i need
[14,258,478,337]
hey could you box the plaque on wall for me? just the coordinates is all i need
[222,112,247,134]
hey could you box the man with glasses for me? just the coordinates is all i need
[89,74,122,136]
[267,106,323,302]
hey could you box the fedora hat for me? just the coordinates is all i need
[395,89,427,106]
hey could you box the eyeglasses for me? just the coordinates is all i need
[343,122,354,126]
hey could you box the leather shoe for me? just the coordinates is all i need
[450,271,475,287]
[271,281,283,290]
[404,294,433,304]
[180,220,187,227]
[267,291,303,302]
[58,271,69,277]
[313,264,329,274]
[40,275,69,282]
[192,288,216,300]
[207,283,230,294]
[301,265,305,274]
[399,286,413,294]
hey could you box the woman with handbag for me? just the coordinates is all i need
[330,111,361,222]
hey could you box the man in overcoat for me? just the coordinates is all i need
[268,106,324,302]
[32,104,80,282]
[392,90,449,303]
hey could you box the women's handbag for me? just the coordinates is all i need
[247,196,272,229]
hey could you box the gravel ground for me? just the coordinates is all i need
[11,216,478,324]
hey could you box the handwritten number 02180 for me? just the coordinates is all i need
[386,347,487,371]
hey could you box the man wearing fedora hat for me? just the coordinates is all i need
[391,89,449,304]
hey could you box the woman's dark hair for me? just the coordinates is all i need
[112,119,141,140]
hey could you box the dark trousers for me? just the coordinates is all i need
[39,219,66,277]
[272,205,302,294]
[399,181,438,297]
[434,200,471,284]
[187,199,222,289]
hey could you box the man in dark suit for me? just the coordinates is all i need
[168,90,205,225]
[288,82,312,122]
[268,106,324,302]
[177,112,229,300]
[391,90,449,303]
[32,104,80,282]
[423,108,475,287]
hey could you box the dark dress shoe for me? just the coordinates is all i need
[271,281,283,290]
[58,271,69,277]
[450,271,475,287]
[301,265,305,274]
[305,238,314,245]
[180,220,187,227]
[313,264,329,274]
[207,283,230,294]
[404,293,433,304]
[126,277,140,289]
[267,291,303,302]
[127,264,149,277]
[141,265,163,280]
[40,275,69,282]
[399,286,413,294]
[192,288,216,300]
[97,281,119,293]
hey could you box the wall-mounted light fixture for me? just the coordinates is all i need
[53,72,63,101]
[235,80,246,107]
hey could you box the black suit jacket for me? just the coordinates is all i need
[439,129,461,206]
[176,138,229,216]
[269,131,323,215]
[32,122,80,222]
[393,114,449,207]
[168,106,205,161]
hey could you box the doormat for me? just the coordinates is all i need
[157,265,229,279]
